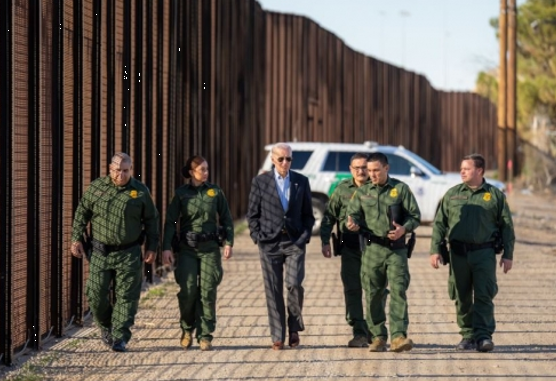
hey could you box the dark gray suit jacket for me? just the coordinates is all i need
[247,170,315,249]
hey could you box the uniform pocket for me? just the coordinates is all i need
[361,195,378,207]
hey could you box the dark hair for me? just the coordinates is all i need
[367,152,389,166]
[181,155,207,178]
[350,152,370,164]
[463,153,485,172]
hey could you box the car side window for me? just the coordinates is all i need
[323,151,357,171]
[386,154,412,176]
[290,150,313,170]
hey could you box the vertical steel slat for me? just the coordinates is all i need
[71,0,85,327]
[141,0,156,283]
[27,0,42,351]
[156,0,166,206]
[131,0,144,179]
[0,0,13,367]
[51,0,65,339]
[106,0,115,158]
[91,0,102,178]
[123,0,132,156]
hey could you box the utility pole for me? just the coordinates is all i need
[498,0,508,182]
[507,0,517,181]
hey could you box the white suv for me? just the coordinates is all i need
[259,142,505,235]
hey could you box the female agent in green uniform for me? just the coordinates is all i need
[162,155,234,351]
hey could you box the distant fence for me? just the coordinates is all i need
[0,0,497,365]
[263,12,498,170]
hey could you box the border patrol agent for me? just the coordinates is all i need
[320,153,371,348]
[429,153,515,353]
[346,152,420,353]
[162,155,234,351]
[71,152,160,352]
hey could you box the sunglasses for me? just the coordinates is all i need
[276,156,292,163]
[351,166,368,172]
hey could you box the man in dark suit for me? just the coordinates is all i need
[247,142,315,350]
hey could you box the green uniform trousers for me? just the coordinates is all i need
[448,248,498,341]
[361,243,410,341]
[340,245,369,337]
[174,241,223,342]
[86,246,143,343]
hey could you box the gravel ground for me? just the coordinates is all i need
[2,189,556,381]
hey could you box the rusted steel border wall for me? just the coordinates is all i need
[0,2,496,366]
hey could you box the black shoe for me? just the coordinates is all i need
[456,338,476,351]
[100,328,114,347]
[111,339,127,352]
[477,338,494,352]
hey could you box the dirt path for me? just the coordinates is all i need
[2,190,556,381]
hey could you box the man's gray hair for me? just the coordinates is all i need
[271,142,292,156]
[111,152,133,166]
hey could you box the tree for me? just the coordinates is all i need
[476,0,556,190]
[476,0,556,130]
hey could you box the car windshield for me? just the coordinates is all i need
[403,150,443,175]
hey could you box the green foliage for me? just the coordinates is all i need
[475,71,498,104]
[476,0,556,190]
[476,0,556,126]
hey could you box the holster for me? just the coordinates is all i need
[217,226,226,247]
[171,232,181,252]
[331,232,342,257]
[493,232,504,254]
[82,232,92,261]
[406,232,416,259]
[439,239,450,265]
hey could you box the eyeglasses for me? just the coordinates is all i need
[351,166,368,172]
[276,156,292,163]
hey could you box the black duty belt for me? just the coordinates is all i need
[366,234,406,250]
[185,231,219,242]
[450,240,494,254]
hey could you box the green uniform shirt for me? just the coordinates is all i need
[320,178,365,246]
[347,176,421,237]
[71,176,160,251]
[430,180,515,260]
[162,182,234,250]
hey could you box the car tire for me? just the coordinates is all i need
[312,198,326,236]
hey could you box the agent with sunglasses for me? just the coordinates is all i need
[247,142,315,350]
[320,152,373,348]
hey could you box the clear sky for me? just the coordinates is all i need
[257,0,524,92]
